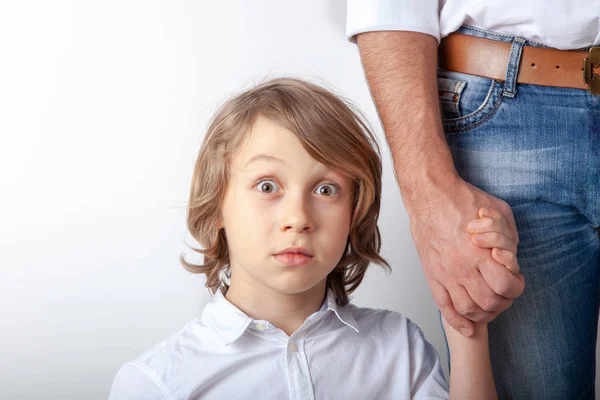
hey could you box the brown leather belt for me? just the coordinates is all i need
[438,33,600,94]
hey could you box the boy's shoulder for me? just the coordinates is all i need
[129,315,217,370]
[343,303,449,397]
[346,302,418,329]
[344,302,425,342]
[110,316,219,398]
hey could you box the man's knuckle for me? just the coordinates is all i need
[498,200,511,214]
[495,280,512,296]
[480,296,500,312]
[446,255,462,269]
[434,297,448,309]
[458,304,479,317]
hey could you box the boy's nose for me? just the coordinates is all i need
[280,195,314,233]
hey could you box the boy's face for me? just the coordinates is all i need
[220,116,353,298]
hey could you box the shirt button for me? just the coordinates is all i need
[289,342,298,353]
[255,323,266,331]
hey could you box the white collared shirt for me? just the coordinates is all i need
[346,0,600,50]
[109,289,449,399]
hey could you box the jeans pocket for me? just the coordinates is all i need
[437,68,505,133]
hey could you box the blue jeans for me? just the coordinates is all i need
[437,25,600,399]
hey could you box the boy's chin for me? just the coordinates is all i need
[266,277,329,297]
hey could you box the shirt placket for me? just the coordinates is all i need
[286,331,314,400]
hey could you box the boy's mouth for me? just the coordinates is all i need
[274,246,313,257]
[273,247,314,266]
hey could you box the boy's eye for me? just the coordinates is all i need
[315,183,339,196]
[256,180,280,193]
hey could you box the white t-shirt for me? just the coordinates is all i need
[346,0,600,49]
[109,288,449,399]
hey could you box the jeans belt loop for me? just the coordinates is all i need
[503,37,527,98]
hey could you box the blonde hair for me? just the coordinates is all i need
[181,77,389,306]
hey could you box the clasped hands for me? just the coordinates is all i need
[414,201,524,338]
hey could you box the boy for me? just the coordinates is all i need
[109,77,520,399]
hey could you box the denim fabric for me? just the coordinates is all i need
[437,25,600,399]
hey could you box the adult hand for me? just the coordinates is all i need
[405,174,524,337]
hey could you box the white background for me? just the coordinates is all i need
[1,1,597,398]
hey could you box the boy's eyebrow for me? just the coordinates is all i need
[244,154,286,167]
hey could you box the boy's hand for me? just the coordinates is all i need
[467,208,522,279]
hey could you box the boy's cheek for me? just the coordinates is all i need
[241,204,274,225]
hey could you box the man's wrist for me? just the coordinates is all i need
[396,161,461,210]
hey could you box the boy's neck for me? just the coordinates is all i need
[224,279,328,337]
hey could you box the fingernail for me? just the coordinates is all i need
[495,248,506,256]
[474,233,484,241]
[481,208,490,217]
[460,327,471,337]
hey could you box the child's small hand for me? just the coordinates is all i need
[467,207,520,277]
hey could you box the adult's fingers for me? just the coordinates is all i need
[492,248,520,276]
[445,281,499,322]
[478,254,525,298]
[455,266,514,314]
[429,279,475,337]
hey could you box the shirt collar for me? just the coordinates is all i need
[200,288,359,346]
[320,289,359,333]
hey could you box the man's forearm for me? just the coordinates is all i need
[356,31,459,206]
